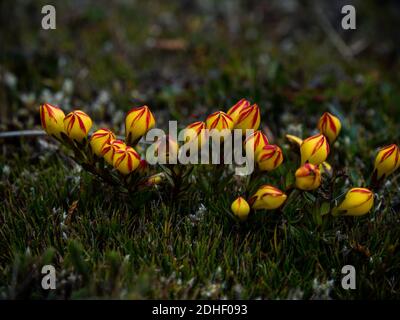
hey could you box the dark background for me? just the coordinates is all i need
[1,0,399,136]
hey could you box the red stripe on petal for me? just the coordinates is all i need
[274,151,282,167]
[145,110,150,130]
[127,154,133,171]
[77,116,87,133]
[45,105,58,122]
[129,108,146,128]
[350,188,371,194]
[237,106,253,123]
[380,145,395,163]
[327,116,337,134]
[251,105,259,128]
[228,99,249,115]
[311,136,325,155]
[67,116,76,134]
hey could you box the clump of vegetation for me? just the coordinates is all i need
[1,0,400,300]
[39,100,399,224]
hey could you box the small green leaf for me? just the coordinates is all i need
[320,202,331,216]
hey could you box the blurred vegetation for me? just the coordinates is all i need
[1,0,400,299]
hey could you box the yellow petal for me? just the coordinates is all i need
[373,144,400,180]
[206,111,234,131]
[244,130,269,159]
[227,98,250,124]
[256,145,283,171]
[125,105,156,145]
[40,103,66,138]
[295,163,321,191]
[285,134,303,147]
[90,129,116,157]
[113,146,140,175]
[234,103,261,134]
[182,121,207,149]
[317,112,341,144]
[145,173,164,186]
[248,185,287,210]
[205,111,234,141]
[64,110,93,142]
[101,140,126,165]
[335,188,374,216]
[300,134,330,165]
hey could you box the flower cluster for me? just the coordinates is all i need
[39,101,399,222]
[210,98,287,219]
[40,103,161,190]
[230,110,399,221]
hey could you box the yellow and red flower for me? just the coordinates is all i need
[373,144,400,181]
[205,111,234,140]
[295,163,321,191]
[248,185,287,210]
[300,134,330,165]
[234,103,261,133]
[227,98,250,124]
[39,103,66,139]
[231,197,250,221]
[256,145,283,171]
[244,130,269,159]
[317,112,341,144]
[333,188,374,216]
[101,139,126,165]
[206,111,234,132]
[113,146,140,175]
[182,121,207,148]
[63,110,93,142]
[90,129,116,156]
[125,105,156,145]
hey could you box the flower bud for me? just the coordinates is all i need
[373,144,400,181]
[125,105,155,145]
[63,110,93,142]
[182,121,207,148]
[295,163,321,191]
[90,129,116,157]
[205,111,234,140]
[144,173,164,186]
[248,185,287,210]
[206,111,234,132]
[231,197,250,221]
[244,130,269,159]
[256,145,283,171]
[101,139,126,165]
[234,103,260,133]
[333,188,374,216]
[40,103,66,139]
[300,134,330,165]
[317,112,341,144]
[113,146,140,175]
[227,98,250,124]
